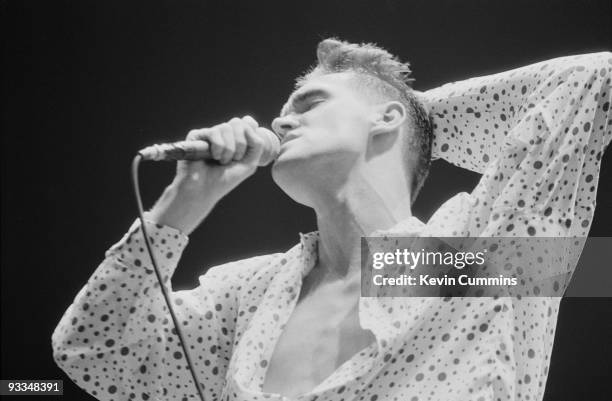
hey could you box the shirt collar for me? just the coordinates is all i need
[297,231,319,279]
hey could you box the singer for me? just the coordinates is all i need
[52,39,611,401]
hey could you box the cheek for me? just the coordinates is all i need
[309,109,369,150]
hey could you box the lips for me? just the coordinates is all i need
[281,133,300,145]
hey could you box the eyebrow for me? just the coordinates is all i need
[281,89,329,117]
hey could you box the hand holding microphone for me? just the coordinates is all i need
[146,115,279,235]
[132,116,280,396]
[139,116,280,165]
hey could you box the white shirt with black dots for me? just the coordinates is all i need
[53,51,612,401]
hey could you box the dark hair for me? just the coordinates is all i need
[298,38,433,203]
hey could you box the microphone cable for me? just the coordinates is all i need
[131,154,206,401]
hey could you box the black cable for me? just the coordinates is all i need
[131,154,206,401]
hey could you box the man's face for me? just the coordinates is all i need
[271,72,374,202]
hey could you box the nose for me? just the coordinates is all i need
[271,114,299,139]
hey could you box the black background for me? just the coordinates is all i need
[2,0,611,399]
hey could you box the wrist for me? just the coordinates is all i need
[147,182,219,235]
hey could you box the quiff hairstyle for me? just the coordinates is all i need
[297,38,433,204]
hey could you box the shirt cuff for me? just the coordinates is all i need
[105,218,189,273]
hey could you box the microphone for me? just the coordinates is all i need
[138,128,281,165]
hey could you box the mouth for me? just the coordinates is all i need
[280,133,300,146]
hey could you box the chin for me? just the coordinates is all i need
[272,146,314,173]
[271,155,317,207]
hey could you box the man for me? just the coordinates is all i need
[53,39,611,401]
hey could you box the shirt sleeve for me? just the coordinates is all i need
[419,52,611,300]
[51,220,270,401]
[421,51,612,238]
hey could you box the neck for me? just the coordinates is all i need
[311,165,412,282]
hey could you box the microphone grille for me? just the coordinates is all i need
[258,127,281,165]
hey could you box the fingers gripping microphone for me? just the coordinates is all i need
[138,128,281,165]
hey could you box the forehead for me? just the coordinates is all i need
[280,72,361,116]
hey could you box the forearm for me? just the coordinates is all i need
[147,179,220,235]
[421,51,612,173]
[51,221,189,399]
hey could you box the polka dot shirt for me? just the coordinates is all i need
[53,51,611,401]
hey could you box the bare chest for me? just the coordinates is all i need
[261,288,375,398]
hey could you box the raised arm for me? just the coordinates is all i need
[422,51,611,238]
[422,52,611,174]
[52,115,279,400]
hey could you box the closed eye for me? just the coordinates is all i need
[281,88,330,117]
[302,99,325,112]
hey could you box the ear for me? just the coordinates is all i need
[370,101,407,137]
